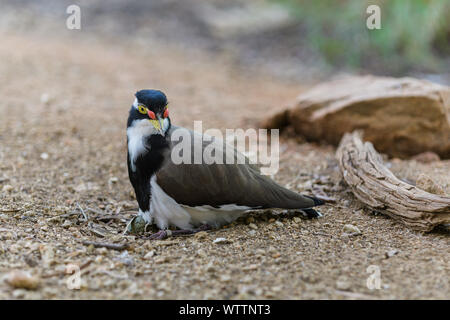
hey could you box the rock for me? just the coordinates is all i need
[40,152,49,160]
[108,177,119,184]
[343,224,361,235]
[194,231,208,240]
[205,263,215,273]
[117,251,134,266]
[385,249,399,258]
[248,223,258,230]
[220,274,231,282]
[40,93,51,104]
[5,270,39,290]
[213,237,230,244]
[143,250,155,260]
[154,256,171,264]
[62,220,72,229]
[2,185,13,192]
[416,173,446,195]
[411,152,440,163]
[336,279,351,290]
[261,76,450,159]
[293,217,302,224]
[74,182,99,193]
[274,221,284,227]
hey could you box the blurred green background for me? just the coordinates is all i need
[276,0,449,75]
[0,0,448,82]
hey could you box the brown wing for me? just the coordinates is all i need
[155,126,316,209]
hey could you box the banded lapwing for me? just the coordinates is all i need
[126,90,324,239]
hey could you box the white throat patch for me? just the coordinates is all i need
[127,119,154,171]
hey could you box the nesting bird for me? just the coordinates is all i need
[126,89,324,239]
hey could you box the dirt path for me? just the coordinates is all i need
[0,32,448,299]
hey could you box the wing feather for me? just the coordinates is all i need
[155,126,316,209]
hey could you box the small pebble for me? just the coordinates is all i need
[194,231,208,240]
[205,263,215,273]
[2,185,13,192]
[248,223,258,230]
[109,177,119,184]
[385,249,399,258]
[143,250,155,260]
[6,270,39,290]
[344,224,361,235]
[274,221,283,227]
[40,153,49,160]
[220,275,231,282]
[293,217,302,224]
[213,237,230,244]
[62,220,72,229]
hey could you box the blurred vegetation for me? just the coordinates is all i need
[273,0,449,74]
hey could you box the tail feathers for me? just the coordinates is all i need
[301,208,322,219]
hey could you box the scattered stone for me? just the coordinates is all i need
[194,231,208,240]
[62,220,72,229]
[343,224,361,235]
[74,182,99,193]
[248,230,256,236]
[40,93,51,104]
[293,217,302,224]
[117,251,134,267]
[109,177,119,184]
[205,263,216,273]
[243,264,258,271]
[213,237,230,244]
[2,185,13,192]
[5,270,39,290]
[336,279,351,291]
[272,252,281,258]
[416,173,446,195]
[143,250,155,260]
[219,274,231,282]
[274,221,283,227]
[385,249,399,258]
[248,223,258,230]
[40,152,49,160]
[154,256,171,264]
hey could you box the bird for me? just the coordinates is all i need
[126,89,324,239]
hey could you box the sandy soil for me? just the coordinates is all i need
[0,29,449,300]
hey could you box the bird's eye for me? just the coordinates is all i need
[138,105,147,114]
[163,107,169,118]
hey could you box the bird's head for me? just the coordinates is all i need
[127,89,171,136]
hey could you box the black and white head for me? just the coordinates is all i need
[127,89,171,136]
[127,90,172,172]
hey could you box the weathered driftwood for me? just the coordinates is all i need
[336,131,450,231]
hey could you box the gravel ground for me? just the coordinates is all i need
[0,27,449,299]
